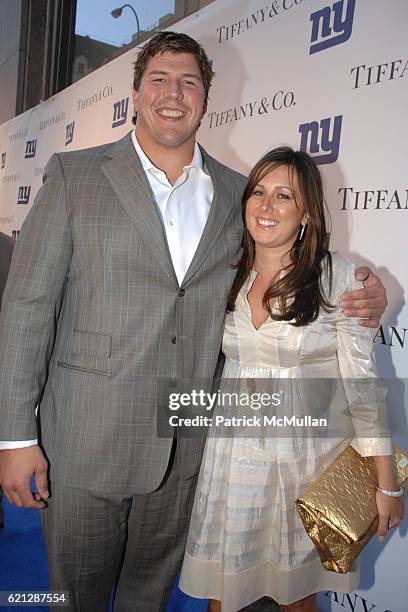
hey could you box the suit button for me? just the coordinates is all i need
[178,288,185,297]
[171,336,177,344]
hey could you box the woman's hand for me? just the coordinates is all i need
[376,490,405,541]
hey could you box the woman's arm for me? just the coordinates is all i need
[374,456,405,540]
[335,256,405,539]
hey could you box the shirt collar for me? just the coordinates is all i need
[131,130,205,175]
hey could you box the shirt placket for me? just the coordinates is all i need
[166,175,188,285]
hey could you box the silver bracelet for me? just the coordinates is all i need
[377,486,404,498]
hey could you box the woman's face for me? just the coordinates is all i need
[245,164,308,254]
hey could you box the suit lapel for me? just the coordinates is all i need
[101,135,238,287]
[183,147,237,285]
[101,132,178,286]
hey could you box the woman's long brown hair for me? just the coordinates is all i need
[227,146,334,326]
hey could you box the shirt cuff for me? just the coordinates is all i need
[0,439,38,450]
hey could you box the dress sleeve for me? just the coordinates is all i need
[335,257,392,457]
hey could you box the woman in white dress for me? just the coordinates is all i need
[179,147,404,611]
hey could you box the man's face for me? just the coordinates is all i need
[133,51,207,152]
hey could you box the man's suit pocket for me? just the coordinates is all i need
[57,330,112,376]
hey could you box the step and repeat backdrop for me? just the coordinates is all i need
[0,0,407,610]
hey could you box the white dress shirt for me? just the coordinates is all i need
[131,131,214,284]
[0,132,214,450]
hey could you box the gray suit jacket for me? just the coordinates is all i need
[0,132,246,494]
[0,232,14,307]
[0,231,14,520]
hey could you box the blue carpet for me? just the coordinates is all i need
[0,496,207,611]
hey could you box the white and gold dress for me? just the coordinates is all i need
[179,253,391,610]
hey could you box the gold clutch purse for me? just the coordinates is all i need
[295,444,408,573]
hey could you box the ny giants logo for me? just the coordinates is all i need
[309,0,355,54]
[65,121,75,146]
[24,139,37,159]
[112,97,129,128]
[1,152,6,169]
[17,186,31,205]
[299,115,342,165]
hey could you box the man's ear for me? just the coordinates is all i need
[132,86,139,112]
[202,99,207,117]
[132,88,139,125]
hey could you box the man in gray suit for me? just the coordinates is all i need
[0,231,14,529]
[0,32,386,611]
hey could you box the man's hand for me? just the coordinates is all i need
[339,266,387,328]
[0,446,49,509]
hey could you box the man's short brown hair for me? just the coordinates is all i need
[133,31,215,102]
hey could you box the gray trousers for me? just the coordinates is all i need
[42,441,198,611]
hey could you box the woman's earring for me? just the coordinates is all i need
[299,224,307,241]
